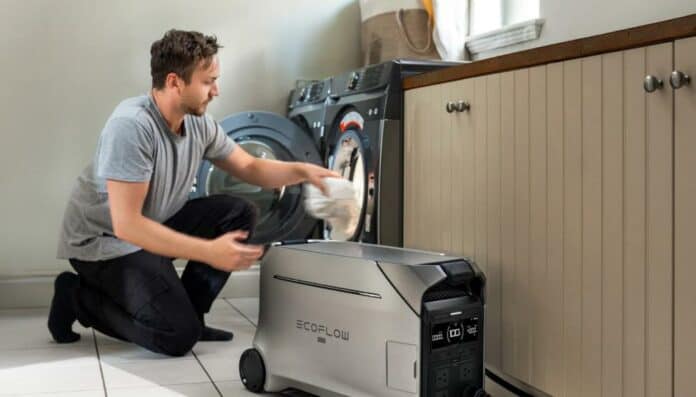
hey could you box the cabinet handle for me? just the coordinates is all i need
[643,75,663,93]
[455,100,470,112]
[446,101,456,113]
[670,70,691,89]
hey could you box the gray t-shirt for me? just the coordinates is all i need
[57,95,235,261]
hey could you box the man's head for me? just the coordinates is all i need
[150,30,222,116]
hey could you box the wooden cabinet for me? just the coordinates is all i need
[404,38,695,396]
[674,35,696,397]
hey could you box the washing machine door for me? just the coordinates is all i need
[325,110,371,241]
[193,111,322,245]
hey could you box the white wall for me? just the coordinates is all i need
[0,0,360,277]
[476,0,696,59]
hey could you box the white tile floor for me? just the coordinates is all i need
[0,298,264,397]
[0,298,514,397]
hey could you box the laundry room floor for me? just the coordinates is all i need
[0,298,514,397]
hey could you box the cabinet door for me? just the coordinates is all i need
[405,74,505,374]
[404,41,674,397]
[497,46,673,397]
[674,35,696,397]
[551,44,673,397]
[404,83,448,252]
[404,79,477,255]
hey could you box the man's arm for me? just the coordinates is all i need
[212,146,338,194]
[107,180,262,271]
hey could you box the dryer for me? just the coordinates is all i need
[323,60,459,247]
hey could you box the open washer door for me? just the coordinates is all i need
[325,110,372,242]
[193,111,322,245]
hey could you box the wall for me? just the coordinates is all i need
[476,0,696,59]
[0,0,360,277]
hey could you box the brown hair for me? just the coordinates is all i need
[150,29,222,89]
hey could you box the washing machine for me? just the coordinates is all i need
[191,79,331,245]
[287,78,332,153]
[323,60,459,246]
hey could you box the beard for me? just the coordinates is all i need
[185,104,206,116]
[181,97,211,116]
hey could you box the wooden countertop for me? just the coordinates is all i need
[404,13,696,90]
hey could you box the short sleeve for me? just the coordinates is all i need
[95,118,153,182]
[203,120,236,161]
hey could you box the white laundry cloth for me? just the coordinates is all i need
[431,0,468,60]
[303,177,361,237]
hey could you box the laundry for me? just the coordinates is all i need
[303,177,361,237]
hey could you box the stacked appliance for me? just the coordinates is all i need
[321,60,459,246]
[192,60,458,246]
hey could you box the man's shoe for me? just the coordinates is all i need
[200,325,234,341]
[47,272,80,343]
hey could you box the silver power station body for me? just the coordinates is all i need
[239,241,487,397]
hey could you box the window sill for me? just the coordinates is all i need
[466,18,545,56]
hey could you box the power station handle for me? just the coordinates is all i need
[670,70,691,89]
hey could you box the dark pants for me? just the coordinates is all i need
[69,195,257,356]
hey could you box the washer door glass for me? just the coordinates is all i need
[327,130,365,241]
[195,111,322,245]
[204,139,286,235]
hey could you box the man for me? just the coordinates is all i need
[49,29,337,356]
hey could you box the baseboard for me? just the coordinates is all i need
[0,265,260,310]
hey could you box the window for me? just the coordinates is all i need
[469,0,540,36]
[466,0,542,56]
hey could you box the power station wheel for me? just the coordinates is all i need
[239,348,266,393]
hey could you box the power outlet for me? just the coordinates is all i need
[435,368,449,388]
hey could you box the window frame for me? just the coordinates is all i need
[466,0,543,57]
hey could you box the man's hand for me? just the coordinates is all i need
[300,163,341,196]
[205,231,264,271]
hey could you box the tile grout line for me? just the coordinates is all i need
[220,298,260,395]
[2,308,259,396]
[95,331,222,395]
[197,297,259,397]
[222,298,258,327]
[92,329,109,397]
[191,349,224,397]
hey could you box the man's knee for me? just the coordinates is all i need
[143,289,202,357]
[156,319,202,357]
